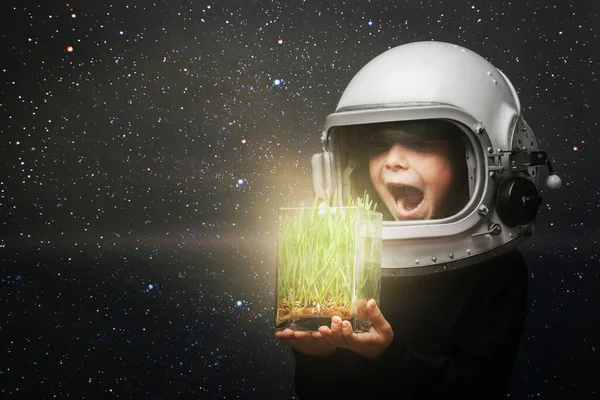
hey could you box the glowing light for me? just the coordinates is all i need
[236,300,243,307]
[148,284,154,290]
[71,13,76,18]
[573,146,579,151]
[277,39,283,44]
[368,21,373,26]
[237,178,244,185]
[241,138,247,144]
[66,45,74,52]
[273,79,281,86]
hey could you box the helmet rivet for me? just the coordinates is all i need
[493,79,498,84]
[487,71,492,76]
[432,256,437,263]
[490,171,496,178]
[478,205,489,216]
[487,147,494,153]
[448,253,454,259]
[415,259,420,265]
[466,249,472,255]
[474,123,485,134]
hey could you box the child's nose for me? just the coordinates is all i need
[385,143,410,170]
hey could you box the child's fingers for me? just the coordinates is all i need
[311,330,325,339]
[294,331,313,340]
[320,317,342,347]
[367,299,393,336]
[341,320,354,338]
[275,328,295,341]
[341,320,361,345]
[317,325,331,337]
[330,316,343,335]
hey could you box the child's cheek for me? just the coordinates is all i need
[425,158,454,192]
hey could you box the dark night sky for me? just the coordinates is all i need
[1,0,598,398]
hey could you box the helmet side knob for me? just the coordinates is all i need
[546,174,562,190]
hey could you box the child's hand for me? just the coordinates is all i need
[275,329,336,357]
[316,299,393,359]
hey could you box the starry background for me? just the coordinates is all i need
[0,0,598,398]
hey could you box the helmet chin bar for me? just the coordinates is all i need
[380,230,530,277]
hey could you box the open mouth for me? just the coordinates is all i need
[388,184,425,216]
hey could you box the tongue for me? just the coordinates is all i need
[402,187,424,212]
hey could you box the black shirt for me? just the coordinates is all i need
[292,249,528,399]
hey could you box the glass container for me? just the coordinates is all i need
[275,206,382,332]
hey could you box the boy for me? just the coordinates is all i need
[276,41,557,398]
[276,120,528,399]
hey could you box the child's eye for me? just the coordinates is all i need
[369,138,435,153]
[369,141,391,155]
[406,140,437,152]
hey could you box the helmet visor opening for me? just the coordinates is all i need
[332,120,473,222]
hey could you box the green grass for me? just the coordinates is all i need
[276,193,382,326]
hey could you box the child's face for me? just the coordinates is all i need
[369,130,459,220]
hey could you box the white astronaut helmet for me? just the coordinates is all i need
[311,41,561,276]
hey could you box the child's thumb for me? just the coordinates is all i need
[367,299,392,335]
